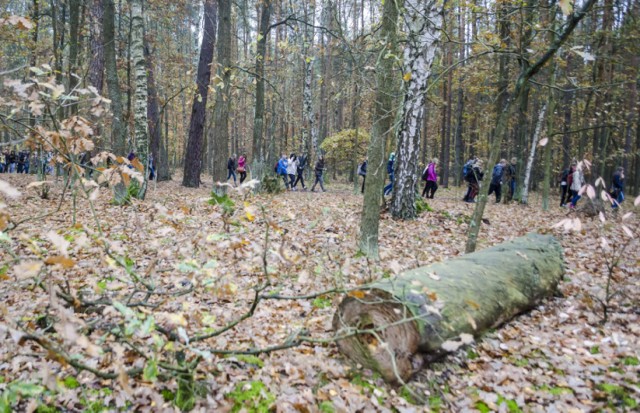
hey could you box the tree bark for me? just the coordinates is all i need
[182,0,218,188]
[358,0,401,258]
[88,0,105,93]
[391,0,443,220]
[104,0,126,154]
[145,41,165,181]
[211,0,232,191]
[68,0,81,115]
[333,233,564,383]
[521,104,547,205]
[251,0,272,177]
[131,0,148,197]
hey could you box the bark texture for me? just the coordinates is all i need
[104,0,126,154]
[333,233,564,383]
[358,0,401,258]
[521,104,547,205]
[131,0,148,197]
[251,0,272,172]
[182,0,218,188]
[391,0,443,219]
[211,0,232,189]
[88,0,104,93]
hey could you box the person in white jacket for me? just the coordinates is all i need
[286,154,298,190]
[569,163,584,208]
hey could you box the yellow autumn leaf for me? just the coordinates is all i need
[403,72,412,82]
[44,256,76,269]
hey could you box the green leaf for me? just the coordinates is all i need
[143,359,158,382]
[63,376,80,389]
[9,382,45,397]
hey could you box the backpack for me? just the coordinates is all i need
[421,166,429,181]
[462,160,473,179]
[561,168,570,182]
[491,164,503,184]
[357,163,364,176]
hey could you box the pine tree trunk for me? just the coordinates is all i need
[391,0,443,220]
[334,234,564,383]
[104,0,126,154]
[130,0,148,197]
[358,0,401,258]
[182,0,218,188]
[251,0,271,175]
[211,0,232,192]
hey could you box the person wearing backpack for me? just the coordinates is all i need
[488,159,506,203]
[383,152,395,196]
[237,154,247,184]
[569,163,584,208]
[277,154,289,189]
[422,158,438,199]
[610,166,625,208]
[464,160,484,202]
[311,156,326,192]
[358,158,367,194]
[559,165,572,206]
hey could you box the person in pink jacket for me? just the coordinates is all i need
[237,154,247,184]
[421,158,438,199]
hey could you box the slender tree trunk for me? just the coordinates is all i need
[521,104,547,205]
[131,0,148,197]
[104,0,126,154]
[182,0,218,188]
[67,0,81,115]
[391,0,443,220]
[251,0,272,178]
[88,0,105,93]
[145,42,163,182]
[359,0,401,258]
[211,0,232,192]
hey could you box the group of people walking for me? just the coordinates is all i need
[560,162,625,209]
[1,149,32,174]
[225,152,328,192]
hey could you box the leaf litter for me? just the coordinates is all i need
[0,174,638,411]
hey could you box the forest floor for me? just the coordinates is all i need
[1,173,639,412]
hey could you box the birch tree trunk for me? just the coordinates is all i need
[130,0,148,198]
[358,0,401,258]
[391,0,443,220]
[301,2,317,158]
[182,0,218,188]
[521,104,547,205]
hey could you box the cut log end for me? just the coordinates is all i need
[332,290,421,383]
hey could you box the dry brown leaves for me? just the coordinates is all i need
[0,174,638,411]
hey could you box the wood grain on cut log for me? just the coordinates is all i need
[333,233,564,383]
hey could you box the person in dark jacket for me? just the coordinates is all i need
[559,165,573,207]
[464,160,484,202]
[358,158,367,194]
[293,153,307,190]
[488,159,506,203]
[383,152,395,196]
[7,150,17,173]
[611,166,625,208]
[311,156,326,192]
[227,154,237,186]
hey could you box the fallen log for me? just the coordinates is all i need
[332,233,564,383]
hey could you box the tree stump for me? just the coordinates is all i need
[332,233,564,383]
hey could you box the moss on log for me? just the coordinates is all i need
[332,233,564,383]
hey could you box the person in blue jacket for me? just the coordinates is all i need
[276,154,289,190]
[611,166,625,208]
